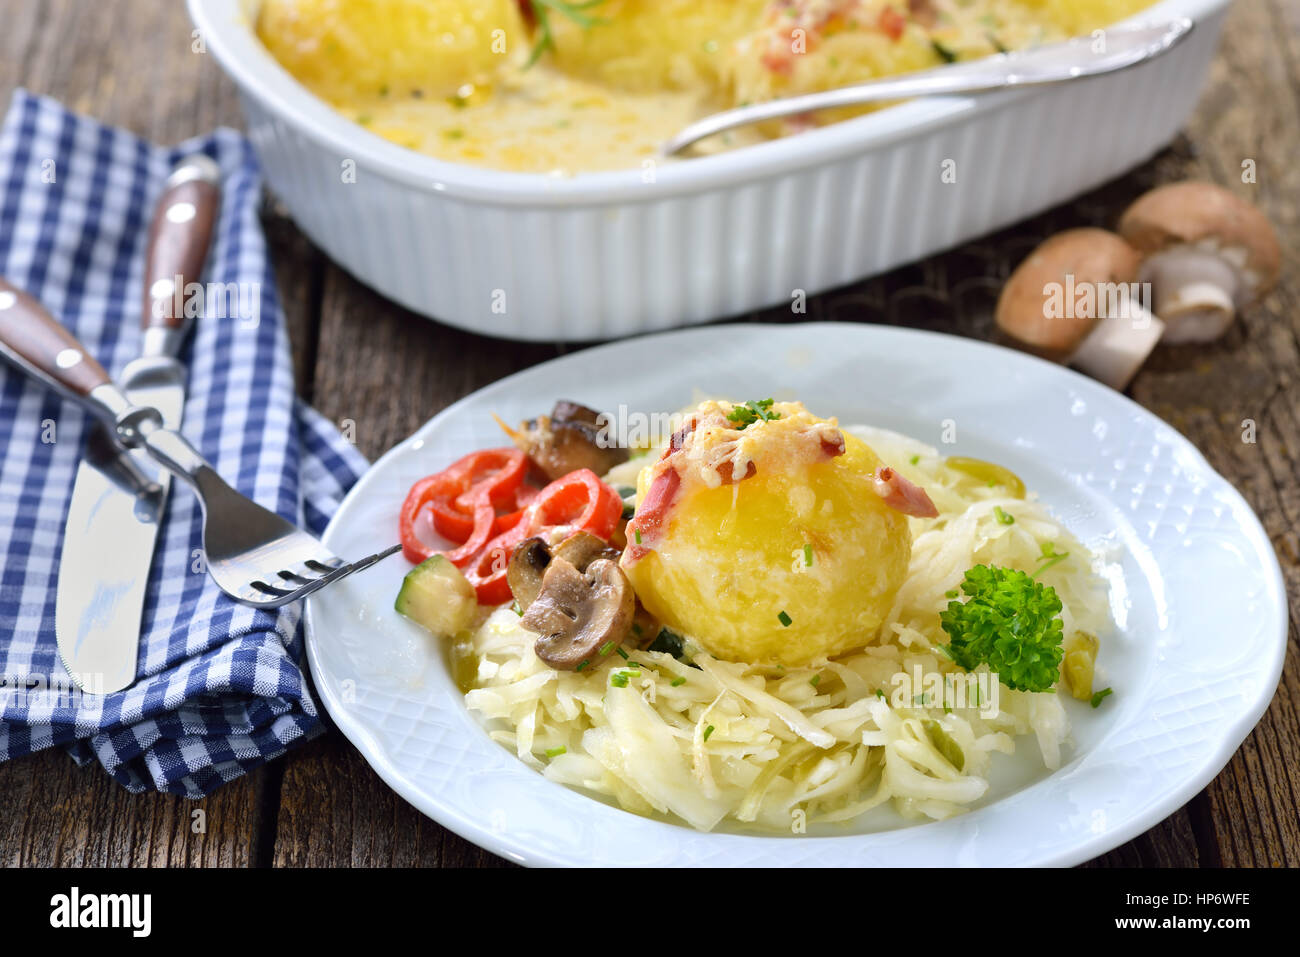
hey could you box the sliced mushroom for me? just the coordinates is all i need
[1117,181,1281,343]
[553,529,622,569]
[996,228,1165,390]
[507,531,622,615]
[500,401,628,482]
[507,536,552,612]
[522,557,635,670]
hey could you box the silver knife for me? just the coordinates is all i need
[55,155,222,694]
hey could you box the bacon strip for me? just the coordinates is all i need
[622,467,681,564]
[872,466,939,518]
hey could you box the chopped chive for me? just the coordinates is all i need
[909,454,920,465]
[809,674,821,688]
[671,677,687,687]
[1090,687,1113,708]
[994,506,1015,525]
[726,398,780,429]
[576,659,589,672]
[615,646,630,660]
[634,529,642,545]
[544,746,567,758]
[932,39,958,62]
[778,610,793,627]
[703,725,715,741]
[1032,543,1070,579]
[511,599,523,616]
[610,672,629,688]
[803,543,813,567]
[599,641,615,657]
[875,689,885,699]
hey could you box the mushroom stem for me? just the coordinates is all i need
[1069,303,1165,391]
[1139,248,1240,343]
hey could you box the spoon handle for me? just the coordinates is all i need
[662,18,1195,156]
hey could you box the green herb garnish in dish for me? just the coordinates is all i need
[525,0,607,69]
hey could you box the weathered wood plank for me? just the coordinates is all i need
[0,747,265,867]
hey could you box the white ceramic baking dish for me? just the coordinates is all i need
[189,0,1231,342]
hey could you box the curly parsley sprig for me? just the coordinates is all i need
[525,0,607,68]
[939,564,1065,693]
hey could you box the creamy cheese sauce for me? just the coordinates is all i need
[348,70,757,174]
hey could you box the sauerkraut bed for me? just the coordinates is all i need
[459,424,1111,832]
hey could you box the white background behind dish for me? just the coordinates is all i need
[304,324,1286,866]
[190,0,1231,341]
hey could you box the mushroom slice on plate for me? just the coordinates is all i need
[996,228,1164,391]
[500,401,629,482]
[1118,181,1281,343]
[507,531,622,615]
[522,557,636,670]
[507,536,553,612]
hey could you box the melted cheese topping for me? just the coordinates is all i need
[663,399,845,494]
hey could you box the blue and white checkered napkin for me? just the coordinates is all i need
[0,90,370,796]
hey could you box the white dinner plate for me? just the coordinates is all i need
[304,323,1287,867]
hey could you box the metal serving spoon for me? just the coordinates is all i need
[661,18,1194,156]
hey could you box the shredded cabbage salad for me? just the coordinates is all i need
[460,424,1112,832]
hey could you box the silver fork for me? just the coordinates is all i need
[0,278,398,608]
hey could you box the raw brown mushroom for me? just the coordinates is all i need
[500,401,629,482]
[1118,181,1281,343]
[522,557,635,670]
[507,531,622,614]
[996,228,1165,390]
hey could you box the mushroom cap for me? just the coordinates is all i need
[1117,181,1281,301]
[522,557,635,670]
[995,228,1143,358]
[507,531,623,616]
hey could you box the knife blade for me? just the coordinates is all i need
[55,155,221,694]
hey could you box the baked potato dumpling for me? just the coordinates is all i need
[547,0,767,95]
[256,0,526,103]
[622,401,915,667]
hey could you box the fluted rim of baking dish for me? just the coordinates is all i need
[188,0,1230,205]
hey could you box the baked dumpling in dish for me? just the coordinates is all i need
[257,0,526,104]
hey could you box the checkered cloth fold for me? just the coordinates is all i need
[0,90,369,796]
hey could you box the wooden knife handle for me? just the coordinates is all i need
[0,278,110,398]
[143,154,221,333]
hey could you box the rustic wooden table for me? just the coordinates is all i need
[1,0,1296,868]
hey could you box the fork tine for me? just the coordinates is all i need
[259,544,404,608]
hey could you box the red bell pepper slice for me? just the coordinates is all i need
[399,448,530,564]
[461,469,623,605]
